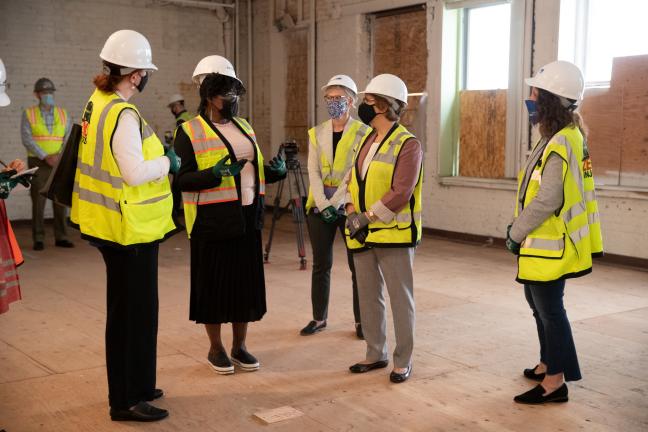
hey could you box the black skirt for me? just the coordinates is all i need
[189,205,267,324]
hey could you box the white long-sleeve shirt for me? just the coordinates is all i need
[112,109,170,187]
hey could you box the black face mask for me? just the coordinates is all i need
[358,102,378,125]
[136,73,149,93]
[219,98,239,119]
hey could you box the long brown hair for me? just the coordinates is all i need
[536,88,587,139]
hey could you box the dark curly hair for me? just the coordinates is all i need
[536,88,587,139]
[198,73,246,115]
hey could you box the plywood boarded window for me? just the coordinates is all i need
[372,5,427,137]
[285,29,308,151]
[580,54,648,188]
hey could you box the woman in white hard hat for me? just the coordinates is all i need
[71,30,180,422]
[174,55,286,375]
[300,75,371,338]
[507,60,603,404]
[344,74,423,384]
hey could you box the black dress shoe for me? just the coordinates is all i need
[355,323,364,340]
[390,365,412,383]
[55,240,74,248]
[523,365,546,381]
[33,241,44,251]
[514,384,568,405]
[300,320,327,336]
[349,360,389,373]
[145,388,164,401]
[110,401,169,422]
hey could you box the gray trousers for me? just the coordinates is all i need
[28,157,69,243]
[307,212,360,323]
[354,247,415,368]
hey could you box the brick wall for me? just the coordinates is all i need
[0,0,230,220]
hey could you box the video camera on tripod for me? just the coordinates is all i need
[278,139,300,169]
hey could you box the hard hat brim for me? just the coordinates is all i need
[321,83,357,94]
[357,90,408,105]
[0,92,10,107]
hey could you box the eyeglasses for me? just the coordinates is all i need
[324,95,347,103]
[220,93,239,102]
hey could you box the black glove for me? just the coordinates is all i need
[347,212,371,240]
[506,224,521,255]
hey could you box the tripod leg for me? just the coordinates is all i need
[264,178,284,263]
[291,165,308,270]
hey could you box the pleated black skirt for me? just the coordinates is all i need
[189,205,267,324]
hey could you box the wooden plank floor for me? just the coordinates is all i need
[1,219,647,431]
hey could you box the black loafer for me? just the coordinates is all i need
[390,365,412,383]
[514,383,568,405]
[355,323,364,340]
[110,401,169,422]
[145,388,164,401]
[231,348,260,371]
[349,360,389,373]
[33,241,44,251]
[300,320,327,336]
[207,350,234,375]
[523,365,546,381]
[55,240,75,248]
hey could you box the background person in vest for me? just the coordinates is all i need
[167,93,193,127]
[345,74,423,384]
[174,55,286,376]
[507,61,603,405]
[21,77,73,251]
[300,75,371,338]
[71,30,179,422]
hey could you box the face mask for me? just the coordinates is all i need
[136,73,149,93]
[525,99,539,125]
[219,98,239,119]
[326,99,348,119]
[358,102,378,125]
[41,94,54,106]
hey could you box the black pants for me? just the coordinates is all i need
[307,212,360,323]
[524,280,581,381]
[99,243,160,409]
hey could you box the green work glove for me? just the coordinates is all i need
[165,147,181,174]
[320,205,338,224]
[268,156,287,176]
[212,154,248,177]
[0,172,19,199]
[506,224,521,255]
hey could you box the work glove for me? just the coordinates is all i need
[268,155,287,176]
[320,205,338,224]
[347,212,371,240]
[506,224,521,255]
[0,171,20,199]
[212,154,247,177]
[165,147,181,174]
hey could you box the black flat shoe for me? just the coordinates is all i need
[523,365,546,381]
[110,401,169,422]
[355,323,364,340]
[145,388,164,401]
[514,384,568,405]
[207,350,234,375]
[349,360,389,373]
[55,240,74,248]
[231,348,260,371]
[390,365,412,383]
[300,320,327,336]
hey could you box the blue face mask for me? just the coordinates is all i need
[41,93,54,107]
[525,99,539,125]
[326,99,348,119]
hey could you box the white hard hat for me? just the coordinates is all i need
[0,58,9,107]
[525,60,584,101]
[192,55,241,86]
[168,93,184,106]
[100,30,158,71]
[321,74,357,94]
[359,74,408,105]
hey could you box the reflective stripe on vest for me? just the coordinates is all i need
[346,123,423,250]
[25,106,67,156]
[305,118,371,212]
[70,89,175,246]
[514,126,603,283]
[181,115,265,237]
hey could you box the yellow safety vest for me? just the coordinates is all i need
[176,111,193,124]
[70,89,175,246]
[305,118,371,212]
[25,105,68,156]
[346,123,423,251]
[514,125,604,284]
[180,115,266,238]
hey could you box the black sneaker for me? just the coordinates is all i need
[55,240,75,248]
[300,320,327,336]
[231,348,260,371]
[207,350,234,375]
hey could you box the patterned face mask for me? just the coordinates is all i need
[326,98,348,119]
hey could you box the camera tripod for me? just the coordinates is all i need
[264,143,309,270]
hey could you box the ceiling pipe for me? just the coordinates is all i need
[158,0,234,9]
